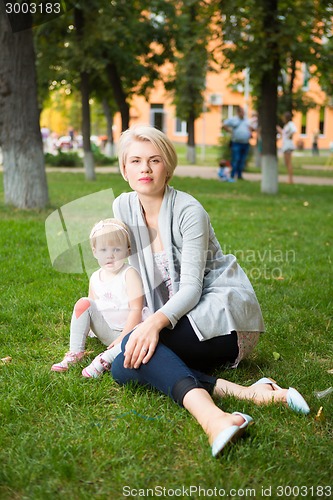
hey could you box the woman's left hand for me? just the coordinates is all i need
[123,312,170,369]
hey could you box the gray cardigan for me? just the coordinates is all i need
[113,185,264,340]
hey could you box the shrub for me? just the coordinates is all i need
[92,147,117,166]
[45,152,82,167]
[218,133,232,162]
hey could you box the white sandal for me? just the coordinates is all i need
[252,377,310,414]
[212,412,254,457]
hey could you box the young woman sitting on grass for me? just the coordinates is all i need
[107,125,310,458]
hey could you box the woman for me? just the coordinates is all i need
[277,111,297,184]
[111,125,309,457]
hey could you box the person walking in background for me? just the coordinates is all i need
[40,125,50,152]
[222,106,253,181]
[277,111,297,184]
[312,130,320,156]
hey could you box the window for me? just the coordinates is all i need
[222,104,236,121]
[150,104,165,132]
[175,118,187,135]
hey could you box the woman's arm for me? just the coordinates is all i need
[122,203,211,368]
[158,203,210,327]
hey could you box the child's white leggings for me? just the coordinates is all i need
[69,297,122,363]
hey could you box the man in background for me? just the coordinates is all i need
[222,106,254,181]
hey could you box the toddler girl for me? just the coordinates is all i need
[51,218,147,378]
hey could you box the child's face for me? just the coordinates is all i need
[93,237,128,273]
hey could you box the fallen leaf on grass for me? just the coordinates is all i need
[315,406,325,422]
[1,356,12,363]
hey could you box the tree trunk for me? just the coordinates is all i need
[102,98,115,158]
[74,7,95,181]
[255,143,262,169]
[106,63,130,131]
[259,0,280,195]
[186,113,196,164]
[0,11,49,209]
[288,57,297,113]
[80,70,96,180]
[259,70,279,194]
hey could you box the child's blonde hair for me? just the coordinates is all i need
[89,218,131,251]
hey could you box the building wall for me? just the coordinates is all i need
[113,64,333,152]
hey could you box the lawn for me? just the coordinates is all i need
[173,143,333,179]
[0,171,332,499]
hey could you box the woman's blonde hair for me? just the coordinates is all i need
[117,124,178,181]
[89,218,130,251]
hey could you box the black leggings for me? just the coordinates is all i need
[159,316,239,373]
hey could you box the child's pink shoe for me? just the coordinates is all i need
[51,351,85,372]
[82,354,111,379]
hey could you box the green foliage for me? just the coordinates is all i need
[219,0,333,113]
[44,149,117,167]
[45,152,83,167]
[278,88,317,118]
[0,172,332,497]
[218,134,232,162]
[316,35,333,98]
[166,1,214,124]
[92,147,117,166]
[35,0,176,110]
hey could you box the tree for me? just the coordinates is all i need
[74,6,95,180]
[35,7,97,180]
[166,0,214,164]
[35,0,176,157]
[257,0,280,194]
[219,0,333,193]
[97,0,175,131]
[217,0,280,192]
[0,9,49,208]
[101,97,116,157]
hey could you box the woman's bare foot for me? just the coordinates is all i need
[182,388,249,446]
[207,412,246,446]
[214,379,288,406]
[244,382,288,405]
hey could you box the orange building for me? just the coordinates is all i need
[113,63,333,152]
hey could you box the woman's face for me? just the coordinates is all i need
[123,140,169,199]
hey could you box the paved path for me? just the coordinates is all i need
[46,165,333,186]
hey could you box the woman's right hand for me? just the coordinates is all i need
[123,311,170,369]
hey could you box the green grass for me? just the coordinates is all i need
[174,143,333,179]
[64,143,333,179]
[0,172,332,499]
